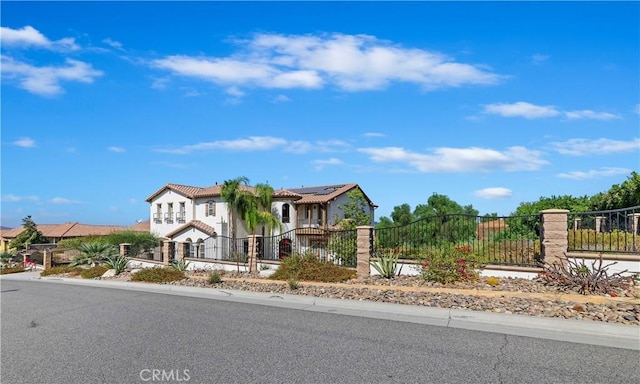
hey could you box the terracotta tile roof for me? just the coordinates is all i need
[1,222,128,239]
[165,220,217,239]
[147,182,258,202]
[128,220,150,232]
[287,183,376,207]
[272,189,303,199]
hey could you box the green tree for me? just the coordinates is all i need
[8,216,47,250]
[591,171,640,210]
[413,194,478,246]
[104,230,160,257]
[328,189,372,266]
[333,189,373,230]
[221,176,251,240]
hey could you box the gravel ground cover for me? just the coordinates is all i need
[86,270,640,326]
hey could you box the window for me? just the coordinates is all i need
[165,203,174,223]
[282,203,290,223]
[205,200,215,216]
[177,202,186,223]
[154,204,162,223]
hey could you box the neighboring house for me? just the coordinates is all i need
[0,221,150,252]
[145,182,376,260]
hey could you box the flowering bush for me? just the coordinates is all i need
[419,246,479,284]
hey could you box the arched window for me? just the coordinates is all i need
[197,239,205,258]
[282,203,290,223]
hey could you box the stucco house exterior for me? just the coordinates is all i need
[145,182,376,262]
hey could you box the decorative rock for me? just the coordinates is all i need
[102,269,117,278]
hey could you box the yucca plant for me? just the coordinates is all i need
[103,253,130,275]
[71,241,118,267]
[370,252,400,279]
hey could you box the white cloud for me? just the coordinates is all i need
[313,157,343,170]
[633,104,640,114]
[1,56,103,96]
[0,25,79,51]
[358,145,548,173]
[226,86,245,97]
[556,167,632,180]
[1,194,39,203]
[363,132,385,138]
[482,101,560,119]
[156,136,287,154]
[564,110,621,120]
[474,187,513,199]
[551,138,640,156]
[272,94,291,103]
[152,33,502,93]
[13,137,35,148]
[151,77,170,90]
[50,197,83,205]
[531,54,549,65]
[285,141,313,154]
[108,146,125,153]
[102,38,123,50]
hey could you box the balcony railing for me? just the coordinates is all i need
[153,213,162,224]
[176,212,186,223]
[164,212,174,223]
[297,219,323,229]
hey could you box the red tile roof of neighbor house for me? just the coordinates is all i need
[0,222,148,240]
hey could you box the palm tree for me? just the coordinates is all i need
[222,178,282,272]
[71,241,118,267]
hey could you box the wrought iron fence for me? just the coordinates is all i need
[373,214,541,267]
[197,235,250,263]
[260,229,357,267]
[568,206,640,253]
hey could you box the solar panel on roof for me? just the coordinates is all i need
[290,184,345,195]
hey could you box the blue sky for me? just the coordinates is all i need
[1,1,639,228]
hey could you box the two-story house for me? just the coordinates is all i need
[145,182,376,262]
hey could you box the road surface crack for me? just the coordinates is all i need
[492,334,508,384]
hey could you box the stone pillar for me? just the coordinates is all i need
[248,235,260,273]
[595,216,605,233]
[356,226,373,278]
[540,209,569,268]
[43,249,52,270]
[177,242,186,262]
[161,241,171,266]
[119,243,131,257]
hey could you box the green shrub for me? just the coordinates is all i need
[80,265,109,279]
[131,267,185,283]
[41,265,72,276]
[0,265,25,274]
[419,246,479,284]
[270,253,354,283]
[287,278,300,290]
[208,271,222,284]
[103,254,130,274]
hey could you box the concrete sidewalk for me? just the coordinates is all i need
[2,271,639,350]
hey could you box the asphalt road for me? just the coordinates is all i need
[1,279,639,384]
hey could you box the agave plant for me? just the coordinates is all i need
[170,259,191,272]
[103,253,130,275]
[370,252,400,279]
[71,241,118,267]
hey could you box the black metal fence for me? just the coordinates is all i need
[568,206,640,253]
[373,214,541,267]
[194,235,250,263]
[260,229,357,267]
